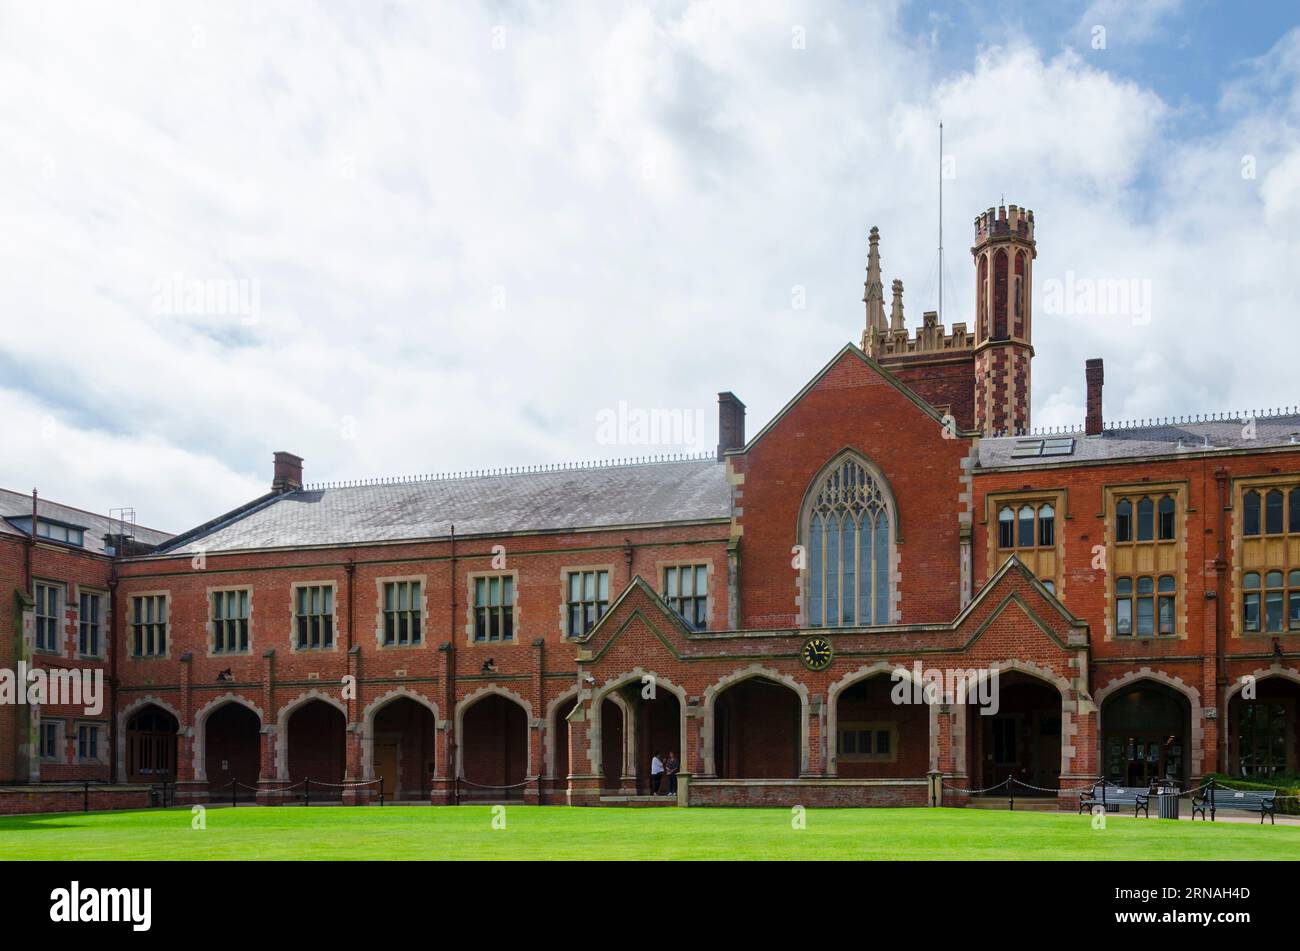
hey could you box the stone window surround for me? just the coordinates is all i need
[375,574,429,649]
[1232,474,1300,640]
[654,559,714,631]
[1101,481,1189,642]
[835,720,900,764]
[74,719,107,764]
[38,717,65,762]
[73,584,109,660]
[983,488,1067,597]
[558,564,615,640]
[206,584,254,657]
[464,570,520,646]
[128,590,172,660]
[32,577,65,657]
[289,580,340,653]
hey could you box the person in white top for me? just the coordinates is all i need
[650,752,664,795]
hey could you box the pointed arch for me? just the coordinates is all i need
[825,663,938,776]
[588,668,689,779]
[701,665,811,777]
[191,693,264,782]
[797,449,899,628]
[453,684,534,781]
[361,688,441,781]
[545,687,580,780]
[275,689,348,781]
[116,695,182,780]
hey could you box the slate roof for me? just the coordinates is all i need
[978,413,1300,469]
[0,488,173,556]
[156,457,731,555]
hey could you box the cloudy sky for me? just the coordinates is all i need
[2,0,1298,533]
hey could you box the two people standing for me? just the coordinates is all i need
[650,751,679,795]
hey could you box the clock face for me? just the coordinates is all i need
[800,635,833,672]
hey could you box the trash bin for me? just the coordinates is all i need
[1154,784,1181,819]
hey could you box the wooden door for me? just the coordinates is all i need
[374,742,399,799]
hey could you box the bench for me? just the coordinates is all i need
[1078,782,1150,818]
[1191,787,1277,824]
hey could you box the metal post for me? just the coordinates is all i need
[304,779,310,807]
[83,781,89,813]
[232,780,237,809]
[1008,777,1015,811]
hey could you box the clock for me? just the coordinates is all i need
[800,635,834,672]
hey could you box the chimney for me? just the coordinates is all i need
[272,451,304,492]
[1085,359,1104,436]
[716,392,746,461]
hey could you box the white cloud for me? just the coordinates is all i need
[0,2,1297,530]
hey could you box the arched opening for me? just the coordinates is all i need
[204,702,260,799]
[600,697,625,791]
[633,687,683,795]
[992,248,1008,339]
[1228,676,1299,779]
[1100,681,1191,786]
[550,696,574,793]
[460,693,528,799]
[371,697,436,801]
[834,673,928,778]
[286,699,346,789]
[714,677,801,779]
[126,705,178,784]
[801,453,894,628]
[967,672,1060,793]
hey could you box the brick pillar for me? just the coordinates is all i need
[802,695,824,776]
[1060,692,1098,811]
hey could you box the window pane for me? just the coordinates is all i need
[1244,592,1260,632]
[1158,495,1175,540]
[665,567,678,598]
[1265,591,1284,632]
[1116,500,1133,542]
[1266,490,1284,534]
[809,513,823,624]
[1244,491,1261,536]
[1158,595,1175,634]
[598,572,608,601]
[1136,596,1154,635]
[874,513,889,624]
[998,507,1014,548]
[841,519,855,625]
[1038,504,1054,547]
[826,516,839,626]
[1244,572,1260,590]
[1017,505,1034,547]
[1136,498,1154,541]
[1290,488,1300,533]
[696,565,707,595]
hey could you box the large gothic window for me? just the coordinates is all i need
[805,455,893,627]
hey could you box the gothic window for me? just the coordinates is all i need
[805,455,892,627]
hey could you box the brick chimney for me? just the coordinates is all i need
[1085,359,1104,436]
[272,451,304,492]
[716,392,746,460]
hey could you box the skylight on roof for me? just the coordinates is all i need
[1009,437,1076,459]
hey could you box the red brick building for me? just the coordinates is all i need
[6,202,1300,810]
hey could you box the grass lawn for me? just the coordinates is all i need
[1,806,1298,860]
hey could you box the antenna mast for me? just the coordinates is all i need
[938,121,944,324]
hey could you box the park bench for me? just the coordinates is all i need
[1078,782,1150,818]
[1191,786,1277,824]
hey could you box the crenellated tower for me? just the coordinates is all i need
[971,203,1035,435]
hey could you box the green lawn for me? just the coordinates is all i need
[0,806,1295,860]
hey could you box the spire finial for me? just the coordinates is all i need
[863,226,886,336]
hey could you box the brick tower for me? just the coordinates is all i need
[971,203,1035,436]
